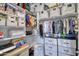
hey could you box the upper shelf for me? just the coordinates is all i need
[7,3,36,17]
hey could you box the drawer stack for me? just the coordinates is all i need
[34,36,44,56]
[45,38,57,56]
[58,39,76,56]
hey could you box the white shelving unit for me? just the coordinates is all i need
[0,3,27,55]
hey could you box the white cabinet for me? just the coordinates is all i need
[7,15,17,27]
[45,38,57,56]
[58,46,76,55]
[50,7,60,18]
[0,17,6,25]
[62,3,76,15]
[58,39,76,48]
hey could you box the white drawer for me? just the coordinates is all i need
[45,38,57,45]
[45,50,57,56]
[18,17,25,27]
[45,44,57,52]
[62,3,76,15]
[58,53,72,56]
[58,39,76,48]
[0,17,6,25]
[58,46,76,55]
[7,15,17,27]
[50,7,60,18]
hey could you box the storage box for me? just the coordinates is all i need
[7,15,17,27]
[0,17,6,25]
[78,4,79,14]
[0,7,5,13]
[30,4,44,12]
[50,7,60,18]
[0,4,5,13]
[18,17,25,27]
[62,3,76,15]
[39,10,49,19]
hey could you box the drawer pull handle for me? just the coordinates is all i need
[48,40,52,42]
[64,50,69,52]
[49,52,52,55]
[49,47,52,48]
[64,42,69,44]
[11,17,14,19]
[11,21,14,23]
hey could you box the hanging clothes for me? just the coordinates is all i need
[22,3,26,13]
[22,3,26,9]
[39,24,43,37]
[29,15,34,27]
[69,17,75,34]
[52,21,55,34]
[25,15,30,26]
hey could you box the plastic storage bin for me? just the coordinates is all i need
[7,15,17,27]
[62,3,76,15]
[50,7,60,18]
[18,17,25,27]
[39,10,49,19]
[0,17,6,26]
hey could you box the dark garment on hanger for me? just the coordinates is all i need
[39,24,43,37]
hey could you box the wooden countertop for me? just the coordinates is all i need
[4,44,29,56]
